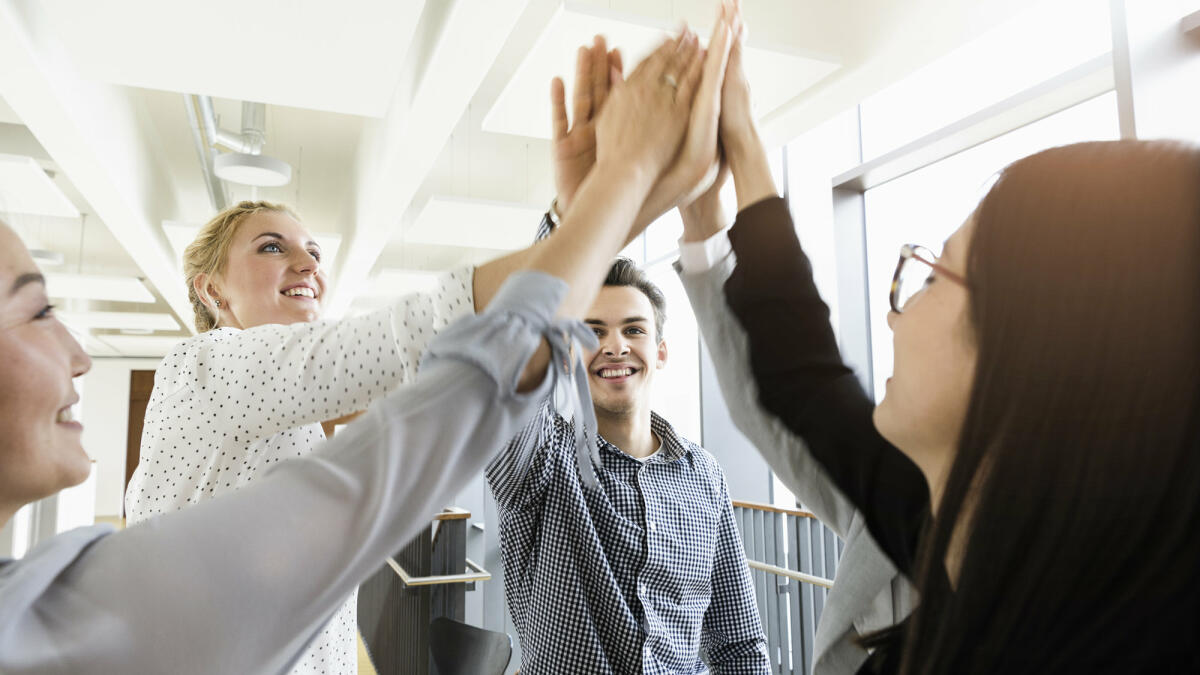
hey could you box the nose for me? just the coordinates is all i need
[58,320,92,377]
[602,334,630,357]
[291,247,319,276]
[886,310,898,331]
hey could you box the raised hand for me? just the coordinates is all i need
[719,0,755,158]
[631,5,735,235]
[594,29,705,183]
[552,36,623,214]
[717,0,778,210]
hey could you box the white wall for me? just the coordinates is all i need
[1124,0,1200,140]
[80,358,161,517]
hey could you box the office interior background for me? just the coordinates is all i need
[1,0,1197,672]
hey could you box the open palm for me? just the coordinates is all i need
[552,36,622,214]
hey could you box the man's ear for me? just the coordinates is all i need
[656,338,668,369]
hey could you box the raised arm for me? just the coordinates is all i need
[0,273,559,675]
[714,1,927,573]
[151,267,472,444]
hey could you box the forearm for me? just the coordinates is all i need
[10,277,561,675]
[474,246,542,312]
[725,128,778,212]
[680,256,860,537]
[723,199,928,572]
[530,160,655,320]
[679,190,728,243]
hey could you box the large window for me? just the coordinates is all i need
[863,91,1119,401]
[858,0,1113,161]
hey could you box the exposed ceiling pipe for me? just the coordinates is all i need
[184,94,227,211]
[196,96,265,155]
[187,95,292,196]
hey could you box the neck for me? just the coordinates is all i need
[595,407,659,459]
[906,448,950,516]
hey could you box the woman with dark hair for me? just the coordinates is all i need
[700,5,1200,673]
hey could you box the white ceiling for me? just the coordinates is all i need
[484,2,840,139]
[0,153,79,217]
[36,0,427,118]
[0,0,1047,357]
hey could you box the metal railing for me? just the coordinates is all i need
[734,500,841,675]
[359,507,490,675]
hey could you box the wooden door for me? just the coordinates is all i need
[124,370,156,515]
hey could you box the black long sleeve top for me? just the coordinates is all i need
[723,196,930,574]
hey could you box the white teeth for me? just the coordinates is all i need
[283,287,316,298]
[598,367,634,379]
[56,408,75,423]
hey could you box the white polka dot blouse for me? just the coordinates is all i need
[125,267,473,675]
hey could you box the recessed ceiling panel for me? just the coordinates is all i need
[59,311,180,332]
[484,2,841,140]
[0,154,80,218]
[38,0,426,117]
[94,334,188,358]
[45,273,155,303]
[0,96,21,125]
[406,196,544,251]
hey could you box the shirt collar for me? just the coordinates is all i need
[597,411,691,464]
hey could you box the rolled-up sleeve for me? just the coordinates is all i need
[0,271,566,675]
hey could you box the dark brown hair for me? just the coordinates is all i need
[901,140,1200,673]
[604,257,667,341]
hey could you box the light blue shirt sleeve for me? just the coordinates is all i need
[0,271,570,675]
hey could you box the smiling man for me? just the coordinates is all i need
[486,257,768,674]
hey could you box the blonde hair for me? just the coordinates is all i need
[183,200,299,332]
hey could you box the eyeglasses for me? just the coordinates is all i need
[889,243,967,314]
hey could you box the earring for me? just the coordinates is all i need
[215,299,221,308]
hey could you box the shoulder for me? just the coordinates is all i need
[685,441,727,482]
[651,413,725,480]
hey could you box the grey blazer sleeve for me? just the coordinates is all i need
[678,253,916,675]
[0,271,563,675]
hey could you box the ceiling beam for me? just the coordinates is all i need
[326,0,532,316]
[0,0,194,332]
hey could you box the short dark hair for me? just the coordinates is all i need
[603,257,666,341]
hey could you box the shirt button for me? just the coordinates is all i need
[648,521,657,533]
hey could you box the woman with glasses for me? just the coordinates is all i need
[699,4,1199,673]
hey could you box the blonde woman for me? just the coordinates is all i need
[0,27,719,673]
[124,200,546,673]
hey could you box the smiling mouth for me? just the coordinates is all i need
[595,366,638,380]
[56,405,80,426]
[281,287,318,299]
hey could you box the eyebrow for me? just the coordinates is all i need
[9,272,45,296]
[253,232,320,249]
[584,316,650,326]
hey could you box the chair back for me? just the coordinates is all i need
[429,616,513,675]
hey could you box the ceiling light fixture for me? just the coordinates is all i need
[29,248,65,266]
[213,152,293,187]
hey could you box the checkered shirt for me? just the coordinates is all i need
[487,403,770,674]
